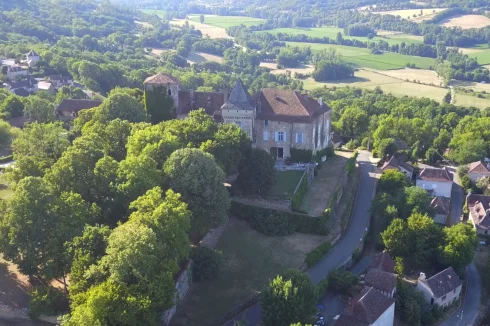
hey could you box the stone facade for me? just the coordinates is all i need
[416,268,462,308]
[221,108,255,141]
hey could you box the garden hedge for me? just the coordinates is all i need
[290,148,313,163]
[230,201,329,236]
[291,173,308,211]
[305,241,332,268]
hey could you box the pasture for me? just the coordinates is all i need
[441,15,490,29]
[371,67,444,86]
[140,9,167,18]
[301,69,448,102]
[189,15,266,28]
[452,92,490,109]
[264,27,423,46]
[371,8,446,22]
[286,42,437,70]
[170,19,229,39]
[469,50,490,65]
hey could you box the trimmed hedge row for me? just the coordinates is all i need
[305,241,332,268]
[345,151,359,176]
[291,173,308,211]
[290,148,313,163]
[230,200,329,236]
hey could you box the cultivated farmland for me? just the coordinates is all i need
[189,15,266,28]
[441,15,490,29]
[371,8,446,22]
[286,42,437,70]
[170,19,229,39]
[264,27,423,46]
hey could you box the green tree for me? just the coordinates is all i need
[236,148,275,195]
[327,269,359,294]
[24,96,55,123]
[201,123,251,175]
[337,106,369,140]
[376,138,397,159]
[261,270,318,326]
[439,223,477,272]
[382,218,409,257]
[450,139,487,164]
[200,14,205,24]
[377,169,407,195]
[0,120,16,151]
[0,94,24,119]
[395,257,404,276]
[81,119,133,161]
[163,148,229,235]
[143,85,175,124]
[0,177,98,285]
[191,246,223,281]
[407,212,443,267]
[401,186,431,218]
[95,93,147,123]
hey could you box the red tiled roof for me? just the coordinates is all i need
[430,196,450,216]
[144,73,179,85]
[418,167,452,182]
[335,314,369,326]
[365,268,397,293]
[466,194,490,231]
[468,161,490,175]
[256,88,329,123]
[369,251,395,273]
[336,287,394,325]
[178,90,225,117]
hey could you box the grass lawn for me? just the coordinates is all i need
[0,174,13,201]
[268,170,304,198]
[189,15,266,28]
[469,50,490,65]
[264,27,423,46]
[286,42,436,70]
[453,92,490,109]
[170,218,330,326]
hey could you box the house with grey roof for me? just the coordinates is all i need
[380,155,414,181]
[466,193,490,235]
[416,267,462,308]
[364,251,397,298]
[55,99,103,120]
[26,50,41,68]
[334,287,395,326]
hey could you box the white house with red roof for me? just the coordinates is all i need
[467,160,490,182]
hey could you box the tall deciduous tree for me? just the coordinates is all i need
[7,122,70,184]
[24,96,55,123]
[143,85,176,124]
[163,148,229,234]
[95,93,147,123]
[439,223,476,272]
[382,218,409,257]
[337,106,369,140]
[377,169,407,195]
[236,148,275,195]
[261,270,318,326]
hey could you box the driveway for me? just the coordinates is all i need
[441,262,481,326]
[224,151,377,326]
[450,171,464,226]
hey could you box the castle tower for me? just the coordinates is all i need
[143,73,180,109]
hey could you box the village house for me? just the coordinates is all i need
[335,287,395,326]
[430,196,450,225]
[37,81,54,93]
[143,74,332,159]
[364,251,397,298]
[55,99,103,120]
[6,78,37,96]
[416,267,462,308]
[466,193,490,235]
[380,155,414,181]
[7,66,28,80]
[26,50,41,68]
[467,160,490,183]
[416,167,453,198]
[48,75,73,88]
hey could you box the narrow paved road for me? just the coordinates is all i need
[442,171,481,326]
[225,151,376,326]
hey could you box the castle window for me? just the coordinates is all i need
[168,89,171,96]
[264,120,269,126]
[296,133,304,144]
[263,131,269,141]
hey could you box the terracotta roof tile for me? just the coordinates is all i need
[424,267,462,299]
[256,88,329,123]
[369,251,395,273]
[178,90,225,116]
[468,161,490,175]
[144,73,179,85]
[430,196,450,216]
[337,287,394,325]
[365,269,397,293]
[418,167,453,182]
[466,194,490,231]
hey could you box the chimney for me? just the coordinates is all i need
[419,272,426,281]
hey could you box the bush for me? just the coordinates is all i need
[290,148,313,163]
[306,241,332,268]
[327,269,359,294]
[457,166,469,178]
[352,247,361,262]
[191,246,223,281]
[317,278,329,296]
[291,173,308,211]
[345,151,359,176]
[461,175,472,192]
[29,286,67,319]
[230,201,328,236]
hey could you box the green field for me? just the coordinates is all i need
[286,42,436,70]
[140,9,167,18]
[265,27,423,46]
[189,15,266,28]
[469,51,490,65]
[268,170,304,198]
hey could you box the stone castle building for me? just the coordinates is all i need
[144,73,332,159]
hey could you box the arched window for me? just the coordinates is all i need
[168,88,172,96]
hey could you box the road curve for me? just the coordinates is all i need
[225,151,377,326]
